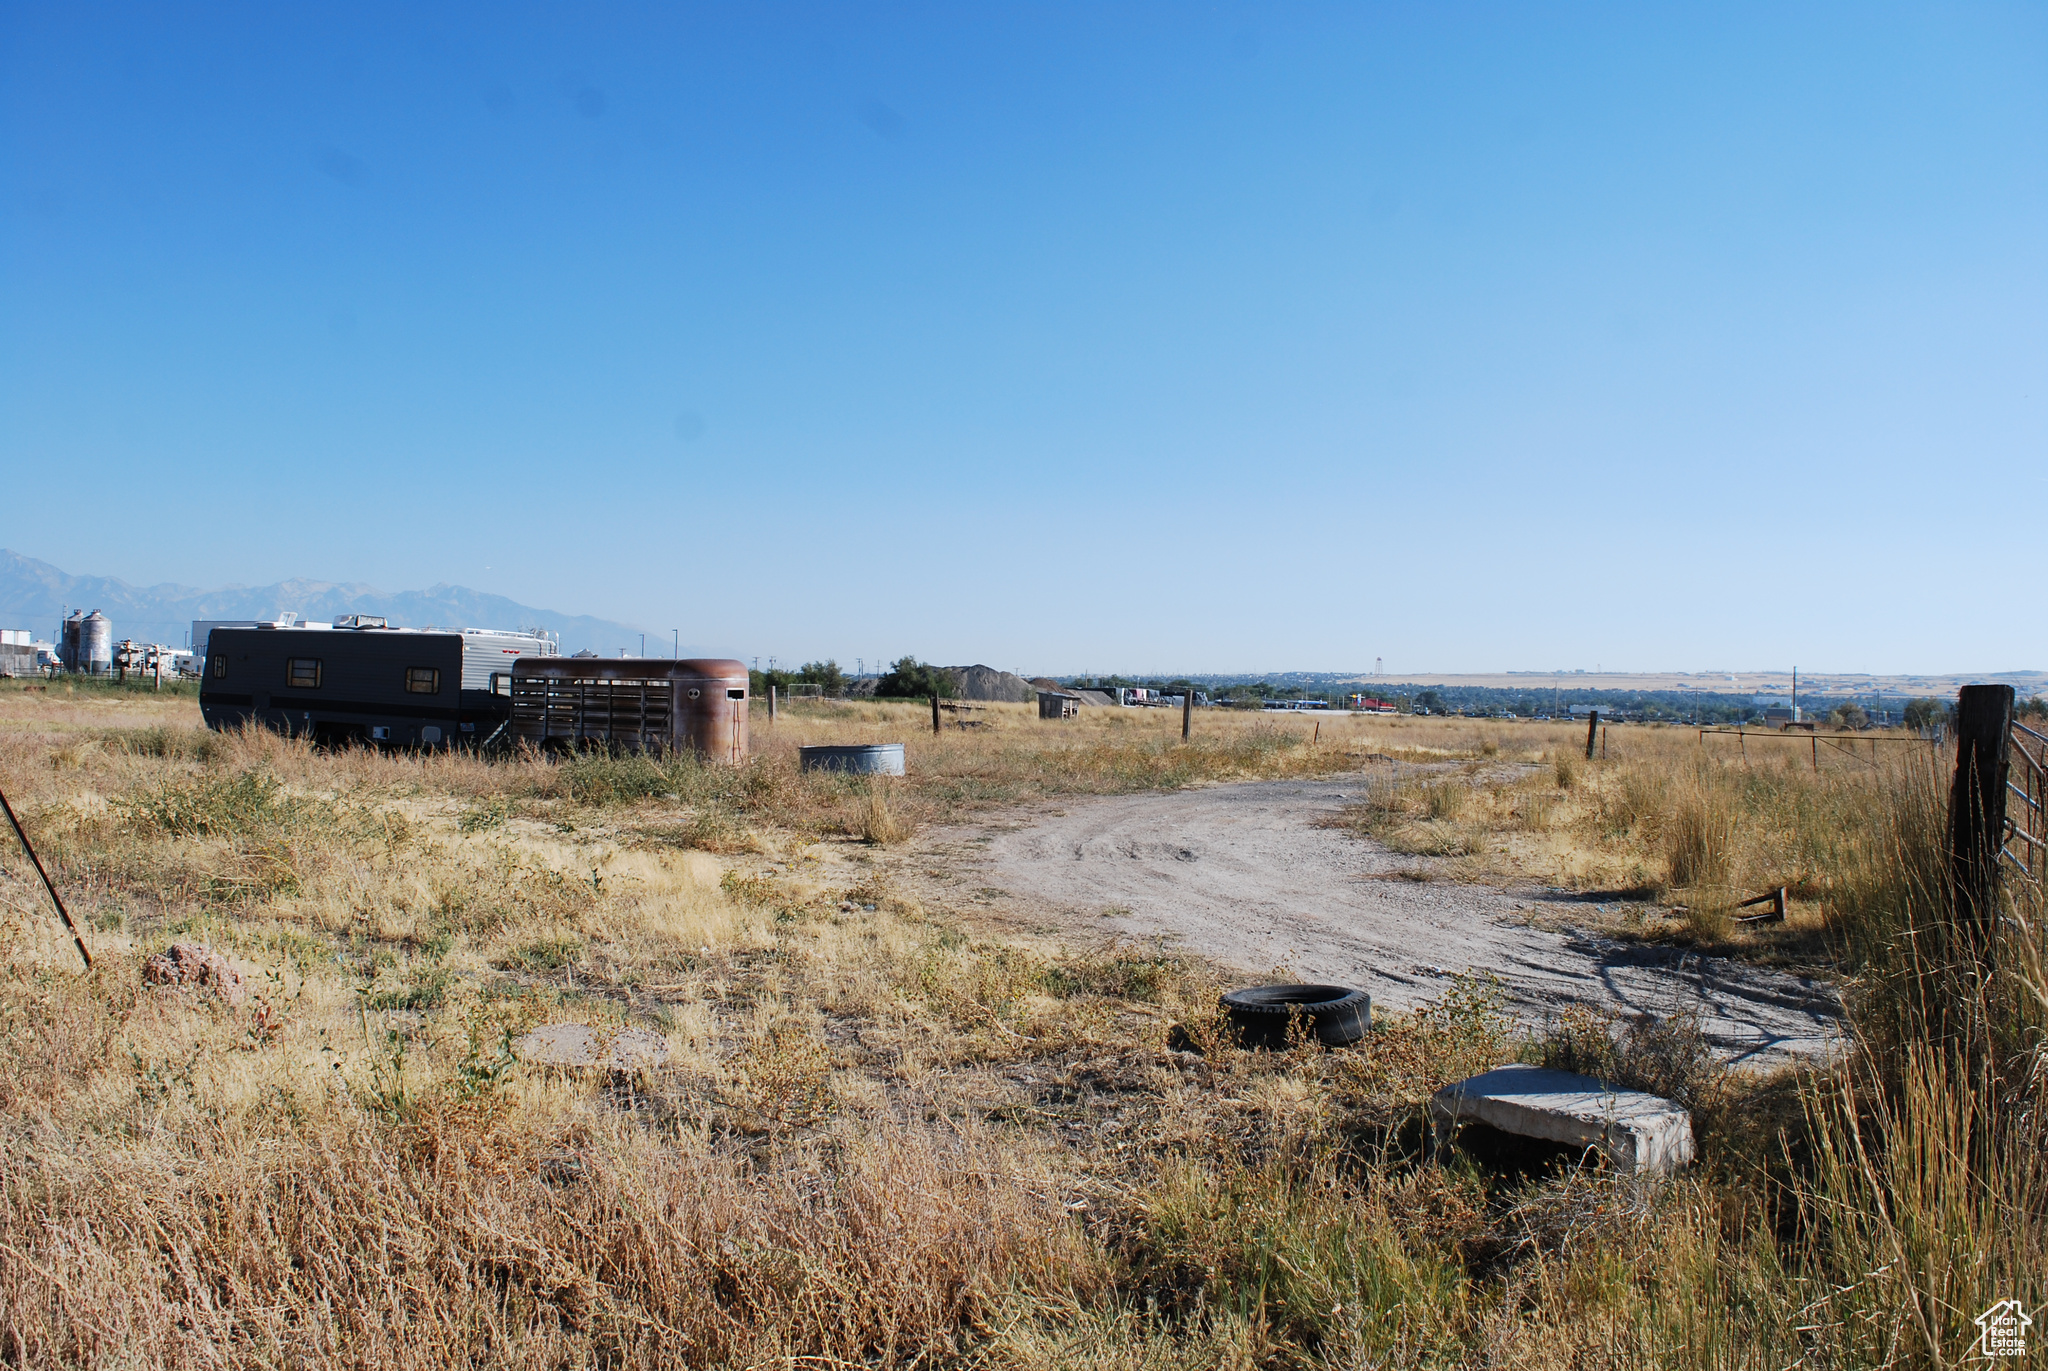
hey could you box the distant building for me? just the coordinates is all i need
[1037,690,1080,720]
[0,629,35,677]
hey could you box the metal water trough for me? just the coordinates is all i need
[800,743,905,775]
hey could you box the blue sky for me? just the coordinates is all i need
[3,3,2042,674]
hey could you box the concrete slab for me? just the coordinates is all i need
[1431,1063,1695,1174]
[514,1023,671,1071]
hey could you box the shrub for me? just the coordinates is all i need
[798,659,846,694]
[1903,697,1948,730]
[875,656,956,700]
[120,770,311,837]
[1538,1007,1723,1113]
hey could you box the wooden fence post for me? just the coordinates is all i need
[931,693,942,736]
[768,685,777,722]
[1584,710,1599,761]
[1948,683,2014,972]
[1182,687,1192,742]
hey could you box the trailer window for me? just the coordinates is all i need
[209,654,226,679]
[405,667,440,694]
[285,658,322,689]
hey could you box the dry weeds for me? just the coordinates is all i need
[0,684,2037,1365]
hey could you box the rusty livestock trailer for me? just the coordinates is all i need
[506,657,750,761]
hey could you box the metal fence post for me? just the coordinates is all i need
[0,784,91,970]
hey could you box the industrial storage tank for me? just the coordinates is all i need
[61,612,83,670]
[78,611,113,675]
[506,657,749,761]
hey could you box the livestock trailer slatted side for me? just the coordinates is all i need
[506,657,749,761]
[510,677,673,751]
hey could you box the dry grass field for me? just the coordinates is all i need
[0,680,2040,1366]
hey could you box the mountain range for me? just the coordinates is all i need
[0,550,657,656]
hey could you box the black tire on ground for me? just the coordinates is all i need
[1219,984,1371,1049]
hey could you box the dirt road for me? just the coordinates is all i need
[936,776,1840,1067]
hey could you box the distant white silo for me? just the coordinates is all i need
[79,611,113,675]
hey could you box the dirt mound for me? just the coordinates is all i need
[143,942,247,1005]
[941,664,1036,703]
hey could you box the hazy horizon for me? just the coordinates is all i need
[2,546,2044,684]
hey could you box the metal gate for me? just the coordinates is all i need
[2008,719,2048,885]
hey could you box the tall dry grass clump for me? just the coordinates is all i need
[855,778,911,845]
[1663,787,1733,890]
[1776,746,2048,1363]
